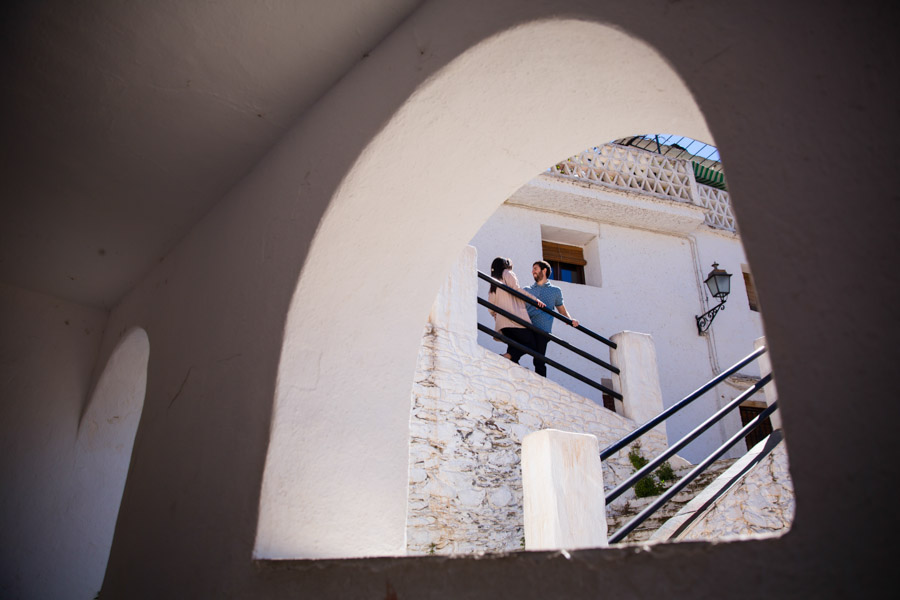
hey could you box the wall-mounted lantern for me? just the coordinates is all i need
[696,262,732,334]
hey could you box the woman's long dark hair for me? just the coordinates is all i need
[490,257,511,294]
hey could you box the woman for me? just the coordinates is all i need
[488,257,545,364]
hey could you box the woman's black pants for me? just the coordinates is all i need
[501,327,537,363]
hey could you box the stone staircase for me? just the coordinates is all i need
[605,458,738,543]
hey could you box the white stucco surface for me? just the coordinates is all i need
[522,429,607,551]
[610,331,665,431]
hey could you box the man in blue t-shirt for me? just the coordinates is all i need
[524,260,579,377]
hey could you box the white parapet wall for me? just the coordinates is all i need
[522,429,607,550]
[406,246,669,554]
[610,331,666,434]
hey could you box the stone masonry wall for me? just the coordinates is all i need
[680,440,794,540]
[405,320,668,555]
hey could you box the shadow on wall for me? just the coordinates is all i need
[63,328,149,599]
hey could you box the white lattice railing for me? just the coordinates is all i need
[696,184,736,231]
[554,144,694,203]
[551,144,737,233]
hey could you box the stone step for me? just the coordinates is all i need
[607,462,733,513]
[605,458,738,542]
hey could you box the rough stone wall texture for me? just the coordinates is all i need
[406,321,667,555]
[680,441,793,540]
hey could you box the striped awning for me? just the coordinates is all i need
[692,162,727,190]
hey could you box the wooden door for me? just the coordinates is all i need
[740,402,773,450]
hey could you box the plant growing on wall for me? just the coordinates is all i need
[656,461,676,483]
[628,442,676,498]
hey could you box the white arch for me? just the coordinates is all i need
[60,327,150,598]
[255,18,712,559]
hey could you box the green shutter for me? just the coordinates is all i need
[692,162,727,190]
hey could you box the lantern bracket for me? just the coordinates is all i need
[696,301,726,334]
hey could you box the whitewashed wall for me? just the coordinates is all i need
[678,440,793,541]
[468,180,766,462]
[406,247,668,554]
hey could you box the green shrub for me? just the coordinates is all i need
[627,443,649,470]
[634,475,661,498]
[656,461,676,482]
[627,444,675,498]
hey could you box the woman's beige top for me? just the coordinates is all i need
[488,269,538,331]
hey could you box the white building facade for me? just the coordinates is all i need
[469,143,766,462]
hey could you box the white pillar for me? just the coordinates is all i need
[522,429,607,550]
[754,337,782,430]
[429,245,477,338]
[610,331,665,434]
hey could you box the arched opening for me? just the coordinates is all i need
[256,18,713,560]
[405,134,789,553]
[62,328,149,598]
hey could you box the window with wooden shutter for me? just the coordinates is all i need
[601,378,616,413]
[542,241,586,285]
[743,270,759,312]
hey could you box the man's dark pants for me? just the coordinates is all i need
[533,330,551,377]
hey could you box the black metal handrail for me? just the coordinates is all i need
[608,401,778,543]
[605,373,772,505]
[477,271,616,349]
[477,297,619,375]
[599,346,766,461]
[477,323,622,400]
